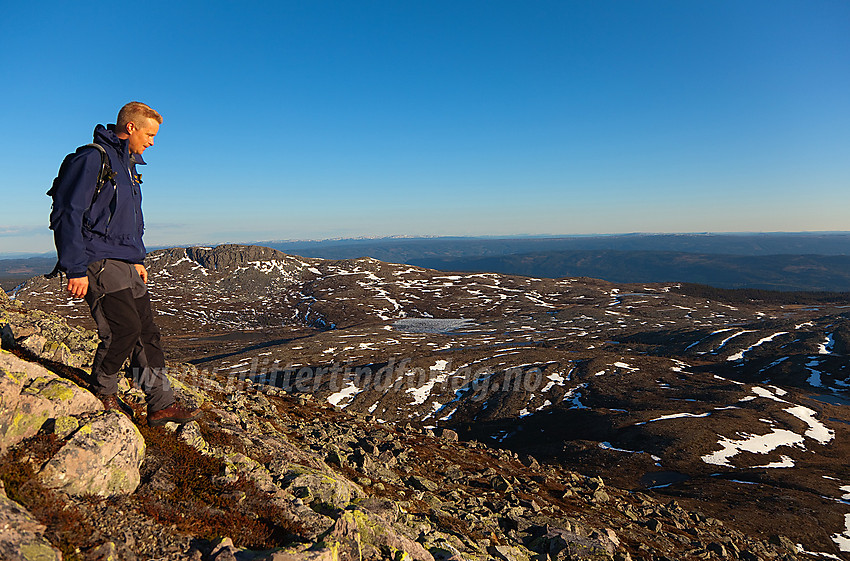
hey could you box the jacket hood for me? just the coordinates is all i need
[92,124,147,165]
[93,124,126,152]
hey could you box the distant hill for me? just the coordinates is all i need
[0,256,54,290]
[270,232,850,292]
[411,249,850,292]
[266,232,850,260]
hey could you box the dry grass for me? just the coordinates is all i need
[135,422,307,550]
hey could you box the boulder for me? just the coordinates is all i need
[283,464,363,508]
[327,508,435,561]
[0,324,14,349]
[259,543,338,561]
[19,334,46,356]
[488,544,535,561]
[0,480,62,561]
[39,410,145,497]
[0,350,101,455]
[527,526,617,560]
[271,496,335,541]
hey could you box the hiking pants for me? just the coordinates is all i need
[84,259,174,412]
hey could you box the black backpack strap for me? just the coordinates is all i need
[85,143,117,208]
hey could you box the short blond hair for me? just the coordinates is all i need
[116,101,162,129]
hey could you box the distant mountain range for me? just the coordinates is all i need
[270,232,850,291]
[4,232,850,291]
[266,232,850,259]
[411,250,850,292]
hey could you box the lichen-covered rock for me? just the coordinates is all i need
[271,496,335,541]
[257,543,338,561]
[0,307,98,369]
[19,333,46,355]
[165,366,213,408]
[51,415,80,440]
[488,544,535,561]
[39,410,145,497]
[283,464,363,509]
[527,527,617,560]
[0,350,102,455]
[175,420,210,453]
[0,480,63,561]
[327,508,435,561]
[223,452,279,493]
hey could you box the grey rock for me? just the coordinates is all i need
[39,410,145,497]
[356,496,402,522]
[645,519,663,532]
[19,334,46,355]
[256,544,338,561]
[591,488,610,503]
[327,508,435,561]
[324,445,348,466]
[209,536,239,561]
[769,534,797,552]
[707,542,726,556]
[491,474,513,492]
[282,464,363,508]
[521,454,540,470]
[440,428,459,441]
[0,350,102,455]
[527,527,616,560]
[0,324,14,349]
[408,475,438,492]
[272,497,334,540]
[0,480,62,561]
[488,544,535,561]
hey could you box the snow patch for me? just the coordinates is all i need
[833,514,850,553]
[701,429,806,467]
[636,411,712,425]
[785,405,834,444]
[727,332,788,362]
[327,381,361,407]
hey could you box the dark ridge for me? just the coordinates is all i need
[672,282,850,305]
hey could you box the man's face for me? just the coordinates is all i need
[126,117,160,154]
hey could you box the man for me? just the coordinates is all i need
[49,101,198,426]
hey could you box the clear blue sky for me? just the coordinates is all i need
[2,0,849,255]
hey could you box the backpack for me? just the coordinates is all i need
[45,143,117,279]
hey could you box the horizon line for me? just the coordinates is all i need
[3,230,850,260]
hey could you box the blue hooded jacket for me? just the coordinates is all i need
[49,125,147,278]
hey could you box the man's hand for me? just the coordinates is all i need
[67,276,89,299]
[134,264,148,283]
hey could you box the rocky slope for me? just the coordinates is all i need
[7,244,850,559]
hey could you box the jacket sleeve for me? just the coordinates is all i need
[49,148,100,278]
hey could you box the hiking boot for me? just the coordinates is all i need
[98,393,135,419]
[147,402,200,427]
